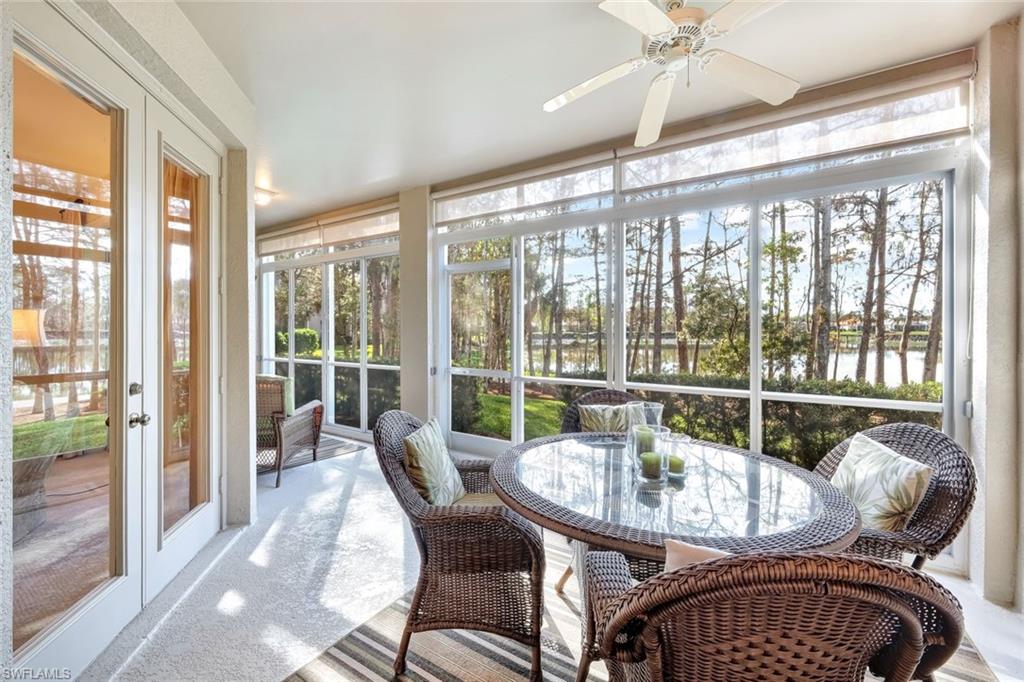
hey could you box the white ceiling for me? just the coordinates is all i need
[178,1,1022,229]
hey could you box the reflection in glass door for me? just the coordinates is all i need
[10,50,121,652]
[161,159,208,531]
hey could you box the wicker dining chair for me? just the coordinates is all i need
[581,550,964,682]
[814,423,976,569]
[373,410,545,679]
[560,388,639,434]
[556,389,640,593]
[255,374,323,488]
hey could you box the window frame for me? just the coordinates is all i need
[434,143,970,495]
[258,239,400,438]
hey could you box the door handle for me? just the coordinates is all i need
[128,412,152,428]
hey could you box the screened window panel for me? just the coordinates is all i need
[622,86,967,190]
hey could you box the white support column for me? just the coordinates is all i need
[399,186,432,420]
[222,148,257,526]
[971,20,1022,609]
[1,0,14,665]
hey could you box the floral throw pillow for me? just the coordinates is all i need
[832,433,934,533]
[578,404,631,432]
[403,418,465,505]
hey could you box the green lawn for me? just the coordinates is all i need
[473,392,565,441]
[13,413,107,461]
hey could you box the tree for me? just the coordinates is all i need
[873,188,889,386]
[897,183,931,384]
[922,184,944,383]
[652,218,665,373]
[669,216,689,374]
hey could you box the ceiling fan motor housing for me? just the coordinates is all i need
[643,19,706,66]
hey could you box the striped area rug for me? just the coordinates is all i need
[288,536,996,682]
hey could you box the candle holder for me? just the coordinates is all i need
[665,434,692,481]
[625,401,664,427]
[628,424,669,482]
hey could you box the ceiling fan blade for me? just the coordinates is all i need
[702,0,785,38]
[543,57,647,112]
[635,71,676,148]
[700,49,799,105]
[598,0,676,36]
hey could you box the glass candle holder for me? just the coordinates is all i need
[628,424,669,481]
[665,434,691,480]
[625,401,664,427]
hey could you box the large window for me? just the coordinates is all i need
[260,217,400,434]
[436,85,966,469]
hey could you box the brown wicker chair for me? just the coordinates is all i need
[256,374,323,488]
[560,388,639,434]
[556,389,639,593]
[814,423,976,569]
[373,410,545,679]
[581,550,964,682]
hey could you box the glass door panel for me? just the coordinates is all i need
[161,159,207,532]
[11,50,120,651]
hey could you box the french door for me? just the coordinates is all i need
[140,98,222,603]
[10,3,221,674]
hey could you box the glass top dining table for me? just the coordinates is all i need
[489,433,860,561]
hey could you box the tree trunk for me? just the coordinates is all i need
[805,201,820,381]
[814,199,832,380]
[652,218,665,374]
[691,214,713,375]
[591,227,603,372]
[767,204,778,379]
[856,194,884,381]
[66,204,85,416]
[923,184,944,383]
[553,231,566,375]
[542,236,556,374]
[780,203,792,379]
[874,187,889,385]
[670,216,688,375]
[899,184,930,385]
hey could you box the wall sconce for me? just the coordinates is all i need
[254,187,277,206]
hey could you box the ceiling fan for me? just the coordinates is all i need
[544,0,799,148]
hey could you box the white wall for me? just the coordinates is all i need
[971,19,1022,609]
[398,187,432,420]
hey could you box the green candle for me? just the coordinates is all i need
[640,451,662,479]
[668,454,685,475]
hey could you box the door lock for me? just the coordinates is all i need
[128,412,151,428]
[129,382,143,396]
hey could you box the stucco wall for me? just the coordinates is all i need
[1,1,14,669]
[971,20,1022,609]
